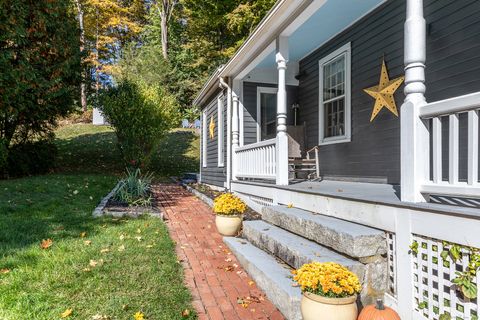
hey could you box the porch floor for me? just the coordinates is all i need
[235,179,480,218]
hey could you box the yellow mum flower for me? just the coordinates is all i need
[213,193,247,215]
[293,262,361,298]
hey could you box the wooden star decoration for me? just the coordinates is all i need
[209,116,215,139]
[364,59,404,122]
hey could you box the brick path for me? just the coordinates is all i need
[154,184,284,320]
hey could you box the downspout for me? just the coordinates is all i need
[219,76,232,191]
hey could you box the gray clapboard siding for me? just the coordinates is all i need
[200,89,228,188]
[296,0,480,184]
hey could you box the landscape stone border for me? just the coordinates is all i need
[182,183,214,208]
[93,181,163,219]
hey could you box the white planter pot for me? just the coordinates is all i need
[301,292,358,320]
[215,214,242,236]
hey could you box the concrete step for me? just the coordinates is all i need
[262,205,386,258]
[224,237,302,320]
[243,220,365,280]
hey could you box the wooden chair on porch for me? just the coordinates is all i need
[287,125,320,180]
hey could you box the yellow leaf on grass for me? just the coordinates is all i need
[100,248,110,254]
[181,309,190,317]
[118,245,125,252]
[40,239,53,249]
[133,311,145,320]
[84,240,92,246]
[61,308,73,318]
[0,268,10,274]
[80,232,87,238]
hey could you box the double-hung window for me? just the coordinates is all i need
[318,42,351,145]
[217,95,225,167]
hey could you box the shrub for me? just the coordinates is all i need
[293,262,361,298]
[100,80,180,168]
[4,140,57,177]
[213,193,247,215]
[0,0,81,148]
[113,168,153,207]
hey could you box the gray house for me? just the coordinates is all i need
[194,0,480,319]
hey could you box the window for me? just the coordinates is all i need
[318,42,351,145]
[256,87,278,142]
[202,109,207,167]
[217,95,224,167]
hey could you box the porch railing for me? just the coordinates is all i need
[234,138,276,180]
[419,92,480,198]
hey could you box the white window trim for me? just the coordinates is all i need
[217,94,225,167]
[256,86,278,142]
[202,109,207,168]
[318,42,351,146]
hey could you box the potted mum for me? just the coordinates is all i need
[293,262,361,320]
[213,193,246,236]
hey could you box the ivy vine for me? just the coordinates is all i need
[410,240,480,302]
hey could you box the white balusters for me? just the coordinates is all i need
[234,139,276,180]
[448,114,459,184]
[468,110,479,185]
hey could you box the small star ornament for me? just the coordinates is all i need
[364,59,404,122]
[209,116,215,139]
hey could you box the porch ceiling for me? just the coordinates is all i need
[255,0,386,69]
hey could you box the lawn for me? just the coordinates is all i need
[0,124,200,320]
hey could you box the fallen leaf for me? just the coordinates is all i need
[146,245,154,248]
[61,308,73,318]
[122,304,129,311]
[287,203,294,208]
[225,258,232,262]
[40,239,53,249]
[119,234,125,241]
[84,240,92,246]
[133,311,145,320]
[118,245,125,252]
[82,268,91,272]
[233,263,238,268]
[0,268,10,274]
[135,236,142,242]
[100,248,110,254]
[89,260,98,267]
[80,232,87,238]
[248,280,255,286]
[136,228,141,234]
[181,309,190,317]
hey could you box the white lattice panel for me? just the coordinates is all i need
[387,232,397,297]
[412,235,479,320]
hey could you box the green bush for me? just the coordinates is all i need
[113,168,153,207]
[4,140,57,177]
[100,80,180,168]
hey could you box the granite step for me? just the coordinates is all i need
[224,237,302,320]
[243,220,365,281]
[262,205,386,258]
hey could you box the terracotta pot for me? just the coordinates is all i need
[301,292,358,320]
[215,214,242,236]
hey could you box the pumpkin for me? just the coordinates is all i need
[358,299,400,320]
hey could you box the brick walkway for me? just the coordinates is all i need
[154,184,284,320]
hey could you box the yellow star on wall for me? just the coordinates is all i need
[209,116,215,139]
[364,59,404,122]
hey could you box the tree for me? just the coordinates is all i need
[75,0,88,112]
[0,0,81,147]
[152,0,178,60]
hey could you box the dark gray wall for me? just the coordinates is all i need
[242,82,299,145]
[200,89,228,188]
[297,0,480,184]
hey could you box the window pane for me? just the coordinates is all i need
[322,52,346,139]
[261,92,277,140]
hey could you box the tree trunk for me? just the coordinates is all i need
[75,0,87,112]
[160,10,168,60]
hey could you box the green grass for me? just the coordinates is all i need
[0,124,199,319]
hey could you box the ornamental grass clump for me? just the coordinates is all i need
[213,193,247,216]
[293,262,361,298]
[113,168,153,207]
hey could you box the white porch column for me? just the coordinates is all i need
[276,36,289,186]
[400,0,429,202]
[224,77,232,189]
[232,79,241,181]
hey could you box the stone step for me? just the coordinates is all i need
[223,237,302,320]
[262,205,386,258]
[243,220,365,280]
